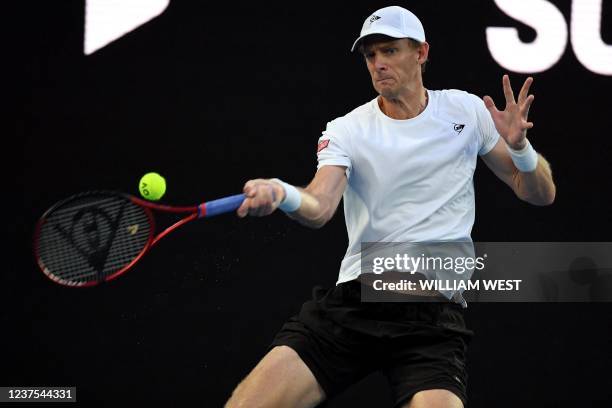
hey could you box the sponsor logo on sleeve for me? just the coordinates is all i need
[317,139,330,153]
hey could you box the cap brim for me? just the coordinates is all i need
[351,27,424,52]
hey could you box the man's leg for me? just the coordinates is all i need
[402,389,464,408]
[225,345,326,408]
[384,301,472,408]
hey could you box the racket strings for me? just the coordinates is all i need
[36,194,151,285]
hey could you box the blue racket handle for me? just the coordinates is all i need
[199,194,245,218]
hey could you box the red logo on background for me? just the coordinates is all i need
[317,139,330,153]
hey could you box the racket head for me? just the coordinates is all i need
[33,191,155,287]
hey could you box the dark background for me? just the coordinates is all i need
[12,0,612,406]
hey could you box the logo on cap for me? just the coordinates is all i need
[369,15,381,23]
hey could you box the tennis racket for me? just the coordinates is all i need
[33,191,245,287]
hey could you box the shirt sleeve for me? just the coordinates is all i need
[316,118,352,178]
[471,94,500,156]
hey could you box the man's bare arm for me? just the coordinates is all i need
[482,74,556,206]
[481,138,555,205]
[236,165,348,228]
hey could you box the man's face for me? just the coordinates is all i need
[361,37,427,98]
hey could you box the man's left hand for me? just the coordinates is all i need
[483,75,535,150]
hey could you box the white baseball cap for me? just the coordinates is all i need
[351,6,426,52]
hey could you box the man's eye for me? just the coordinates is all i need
[384,48,396,54]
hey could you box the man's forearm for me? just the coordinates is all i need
[285,188,338,229]
[237,167,346,223]
[513,154,556,206]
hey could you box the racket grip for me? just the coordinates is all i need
[199,194,245,218]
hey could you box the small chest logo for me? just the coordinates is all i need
[317,139,330,153]
[453,123,465,134]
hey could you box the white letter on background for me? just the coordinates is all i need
[85,0,170,55]
[486,0,568,73]
[571,0,612,75]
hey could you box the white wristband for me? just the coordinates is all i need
[270,178,302,213]
[507,139,539,172]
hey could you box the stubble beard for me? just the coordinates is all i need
[373,79,398,99]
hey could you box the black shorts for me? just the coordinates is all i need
[270,280,474,407]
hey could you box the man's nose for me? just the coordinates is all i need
[374,56,388,71]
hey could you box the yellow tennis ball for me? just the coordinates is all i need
[139,172,166,201]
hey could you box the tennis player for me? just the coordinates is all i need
[228,6,555,408]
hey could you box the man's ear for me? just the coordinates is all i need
[418,41,430,64]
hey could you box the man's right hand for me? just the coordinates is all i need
[237,179,286,218]
[236,166,347,228]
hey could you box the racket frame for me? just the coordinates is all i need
[33,191,241,287]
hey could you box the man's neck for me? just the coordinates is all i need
[378,86,428,120]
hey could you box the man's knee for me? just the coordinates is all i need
[225,346,325,408]
[402,388,464,408]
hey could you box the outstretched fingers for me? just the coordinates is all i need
[483,95,498,115]
[521,94,535,130]
[518,76,534,103]
[502,74,515,107]
[521,94,535,115]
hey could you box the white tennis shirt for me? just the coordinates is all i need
[317,89,500,286]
